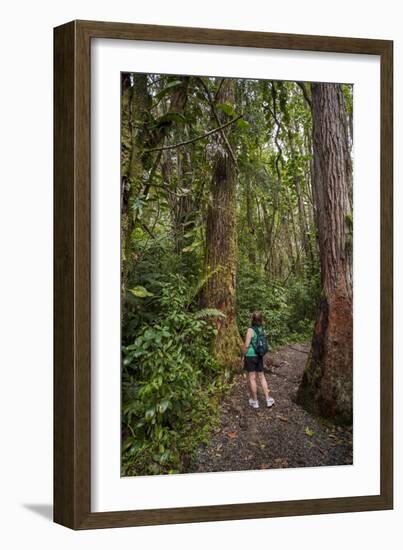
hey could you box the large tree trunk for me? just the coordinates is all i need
[122,75,192,292]
[297,83,353,424]
[201,79,242,369]
[121,73,149,296]
[159,77,195,255]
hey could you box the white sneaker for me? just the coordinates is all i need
[249,398,259,409]
[266,397,275,408]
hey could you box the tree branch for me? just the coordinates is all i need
[196,77,239,169]
[297,82,312,109]
[142,115,243,153]
[144,182,188,197]
[266,83,283,181]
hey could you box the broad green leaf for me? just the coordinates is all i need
[236,118,250,129]
[145,408,156,420]
[157,400,170,414]
[182,240,203,253]
[216,102,237,118]
[128,286,154,298]
[155,80,184,99]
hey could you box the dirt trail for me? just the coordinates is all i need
[189,343,353,473]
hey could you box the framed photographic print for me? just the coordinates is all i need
[54,20,393,529]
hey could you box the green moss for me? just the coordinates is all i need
[214,321,242,371]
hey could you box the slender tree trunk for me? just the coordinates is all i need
[285,188,301,274]
[245,179,256,264]
[201,79,242,369]
[294,175,314,265]
[287,127,315,267]
[297,83,353,424]
[164,77,195,255]
[174,148,195,252]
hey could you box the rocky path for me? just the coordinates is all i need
[189,343,353,473]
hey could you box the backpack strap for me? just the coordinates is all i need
[250,326,260,354]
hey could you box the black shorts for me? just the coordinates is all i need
[243,356,263,372]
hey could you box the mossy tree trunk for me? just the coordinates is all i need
[122,75,193,293]
[297,83,353,424]
[121,73,150,298]
[169,78,195,256]
[201,79,242,369]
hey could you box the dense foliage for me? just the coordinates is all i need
[122,273,228,475]
[121,73,352,474]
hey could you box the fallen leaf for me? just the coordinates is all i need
[305,427,315,437]
[227,431,238,439]
[260,463,270,469]
[276,415,288,422]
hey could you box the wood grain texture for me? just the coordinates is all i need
[54,21,76,528]
[74,19,391,54]
[54,21,91,529]
[53,20,393,530]
[380,41,393,507]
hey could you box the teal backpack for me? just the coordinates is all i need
[251,326,269,357]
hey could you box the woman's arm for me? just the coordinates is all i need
[242,328,254,354]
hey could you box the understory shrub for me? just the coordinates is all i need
[121,274,227,476]
[236,261,320,347]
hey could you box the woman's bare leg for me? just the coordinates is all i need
[258,372,270,400]
[248,372,258,401]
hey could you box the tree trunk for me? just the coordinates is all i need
[163,78,195,255]
[297,83,353,424]
[201,79,242,369]
[121,73,149,296]
[287,127,315,267]
[245,179,256,264]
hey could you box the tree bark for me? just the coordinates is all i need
[201,79,242,369]
[121,73,149,296]
[287,127,315,267]
[169,78,196,255]
[297,83,353,424]
[245,178,257,264]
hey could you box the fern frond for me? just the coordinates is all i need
[194,308,226,320]
[186,266,221,306]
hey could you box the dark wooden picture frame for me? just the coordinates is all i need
[54,20,393,530]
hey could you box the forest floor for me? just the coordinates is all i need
[189,343,353,473]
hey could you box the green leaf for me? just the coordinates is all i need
[156,80,184,99]
[194,308,226,320]
[305,427,315,437]
[236,118,249,129]
[157,400,170,414]
[154,112,187,126]
[128,286,154,298]
[145,408,156,421]
[122,437,134,452]
[182,240,203,253]
[216,102,237,118]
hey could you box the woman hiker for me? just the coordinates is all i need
[242,311,275,409]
